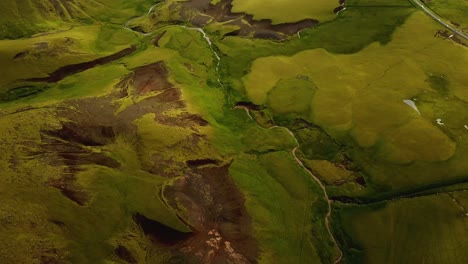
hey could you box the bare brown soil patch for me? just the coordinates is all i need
[29,59,257,262]
[114,245,137,264]
[51,122,116,147]
[234,102,261,111]
[47,173,89,206]
[186,158,220,168]
[131,62,174,95]
[133,214,194,246]
[163,164,258,263]
[144,0,321,40]
[184,0,318,40]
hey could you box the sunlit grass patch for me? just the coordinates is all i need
[241,11,468,193]
[231,0,338,24]
[230,152,337,263]
[334,191,468,263]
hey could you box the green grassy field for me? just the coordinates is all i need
[426,0,468,28]
[229,152,329,263]
[0,0,154,39]
[231,0,338,24]
[1,0,467,263]
[241,11,468,196]
[0,17,339,261]
[333,190,468,263]
[218,1,468,262]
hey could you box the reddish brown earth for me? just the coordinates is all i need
[34,61,258,263]
[131,62,174,94]
[140,0,340,40]
[163,164,258,264]
[182,0,318,40]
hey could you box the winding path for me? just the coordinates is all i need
[410,0,468,41]
[236,107,343,264]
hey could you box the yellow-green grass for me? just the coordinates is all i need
[204,21,242,37]
[216,5,415,97]
[0,0,155,39]
[293,125,342,161]
[114,25,335,262]
[152,26,225,120]
[240,126,297,154]
[3,1,468,262]
[0,108,62,185]
[267,78,316,117]
[231,0,338,24]
[125,29,339,264]
[0,167,189,263]
[426,0,468,28]
[0,63,129,111]
[143,26,340,262]
[305,159,355,185]
[334,191,468,263]
[94,136,191,233]
[240,11,468,194]
[243,12,466,162]
[135,114,192,148]
[0,2,344,264]
[0,24,226,240]
[133,113,222,166]
[0,95,191,263]
[230,152,338,263]
[347,0,411,6]
[0,24,139,91]
[159,26,216,67]
[123,45,177,69]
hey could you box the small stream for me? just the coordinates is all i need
[123,4,222,84]
[180,25,223,85]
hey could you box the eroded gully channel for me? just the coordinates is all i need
[124,2,343,263]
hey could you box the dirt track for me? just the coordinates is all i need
[235,106,344,263]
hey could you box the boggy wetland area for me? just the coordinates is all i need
[0,0,467,263]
